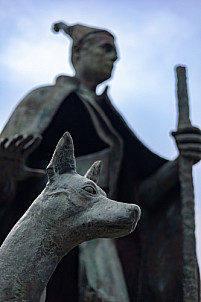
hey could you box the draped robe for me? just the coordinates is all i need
[0,75,187,301]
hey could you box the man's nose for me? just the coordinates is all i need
[111,51,118,62]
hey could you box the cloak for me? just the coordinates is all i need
[0,75,197,301]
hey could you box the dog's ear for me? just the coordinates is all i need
[84,161,102,183]
[47,132,76,180]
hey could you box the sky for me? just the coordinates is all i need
[1,0,201,266]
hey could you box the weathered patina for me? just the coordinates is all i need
[0,132,140,302]
[0,21,201,301]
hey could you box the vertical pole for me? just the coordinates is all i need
[175,66,199,302]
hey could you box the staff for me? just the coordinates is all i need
[174,66,199,302]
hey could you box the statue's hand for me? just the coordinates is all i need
[172,126,201,164]
[0,134,45,181]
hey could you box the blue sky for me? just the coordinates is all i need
[1,0,201,264]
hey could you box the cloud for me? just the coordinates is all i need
[0,36,73,82]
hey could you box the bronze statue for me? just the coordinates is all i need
[0,132,140,302]
[0,21,200,301]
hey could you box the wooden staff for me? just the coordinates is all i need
[174,66,199,301]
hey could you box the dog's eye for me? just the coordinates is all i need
[83,186,97,194]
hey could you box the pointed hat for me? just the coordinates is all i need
[53,21,114,49]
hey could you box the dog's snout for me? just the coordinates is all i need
[128,204,141,233]
[133,205,141,221]
[127,204,141,220]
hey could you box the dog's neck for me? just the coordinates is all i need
[0,193,73,301]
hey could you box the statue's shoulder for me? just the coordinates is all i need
[1,75,78,137]
[55,75,78,87]
[21,75,77,106]
[21,85,53,105]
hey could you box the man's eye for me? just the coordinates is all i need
[102,43,113,52]
[83,186,97,194]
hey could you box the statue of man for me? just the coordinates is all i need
[0,22,201,301]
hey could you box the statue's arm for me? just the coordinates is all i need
[139,126,201,207]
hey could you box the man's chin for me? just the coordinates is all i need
[98,72,112,83]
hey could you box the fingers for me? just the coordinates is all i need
[175,133,201,154]
[5,134,42,155]
[15,135,32,151]
[1,134,37,151]
[172,126,201,136]
[21,135,42,156]
[0,134,42,164]
[173,127,201,164]
[175,133,201,144]
[178,143,201,152]
[6,134,23,151]
[0,138,9,149]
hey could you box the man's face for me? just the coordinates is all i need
[75,32,118,85]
